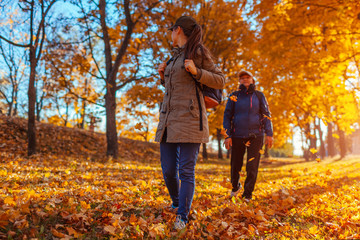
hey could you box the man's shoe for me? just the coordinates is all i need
[174,215,186,230]
[230,189,240,197]
[242,195,252,202]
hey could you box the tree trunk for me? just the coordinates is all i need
[217,128,223,159]
[327,122,335,157]
[227,146,231,159]
[14,87,18,116]
[339,129,346,159]
[105,84,118,158]
[80,100,86,129]
[304,123,311,161]
[8,100,13,116]
[80,78,88,129]
[202,143,208,160]
[315,118,326,159]
[28,45,37,156]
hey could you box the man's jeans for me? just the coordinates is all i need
[160,141,200,223]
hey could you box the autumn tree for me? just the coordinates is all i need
[248,0,360,158]
[0,0,58,156]
[63,0,164,158]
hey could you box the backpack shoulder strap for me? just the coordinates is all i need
[254,90,264,115]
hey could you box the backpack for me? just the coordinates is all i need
[250,90,270,131]
[166,53,223,131]
[186,54,223,131]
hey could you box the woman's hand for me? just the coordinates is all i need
[224,138,232,150]
[158,62,167,80]
[184,59,197,75]
[265,136,273,148]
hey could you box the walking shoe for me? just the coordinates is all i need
[230,188,241,198]
[174,215,186,231]
[242,195,252,202]
[165,203,178,213]
[243,198,251,203]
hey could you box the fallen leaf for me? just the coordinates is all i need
[104,225,116,235]
[310,148,318,154]
[51,228,65,238]
[230,95,237,102]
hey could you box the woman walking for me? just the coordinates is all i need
[156,16,225,230]
[223,70,273,201]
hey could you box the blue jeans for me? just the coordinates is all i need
[160,141,200,223]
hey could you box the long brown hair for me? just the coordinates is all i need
[182,24,212,61]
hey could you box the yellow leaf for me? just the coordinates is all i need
[259,149,265,154]
[309,225,318,234]
[310,148,318,154]
[4,197,16,206]
[316,158,321,162]
[332,133,340,139]
[248,157,255,162]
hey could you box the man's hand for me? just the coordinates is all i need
[158,62,167,80]
[184,59,197,75]
[265,136,273,148]
[224,138,232,150]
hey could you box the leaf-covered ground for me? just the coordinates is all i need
[1,152,359,239]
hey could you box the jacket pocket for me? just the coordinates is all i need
[189,99,199,118]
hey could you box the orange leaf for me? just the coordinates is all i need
[135,123,143,130]
[104,225,116,235]
[230,95,237,102]
[51,228,65,238]
[220,177,232,189]
[245,141,251,147]
[66,227,82,238]
[129,214,137,225]
[220,128,229,138]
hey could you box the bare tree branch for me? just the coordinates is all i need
[109,0,135,83]
[79,0,106,81]
[0,35,30,48]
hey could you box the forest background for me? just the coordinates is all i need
[1,0,360,160]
